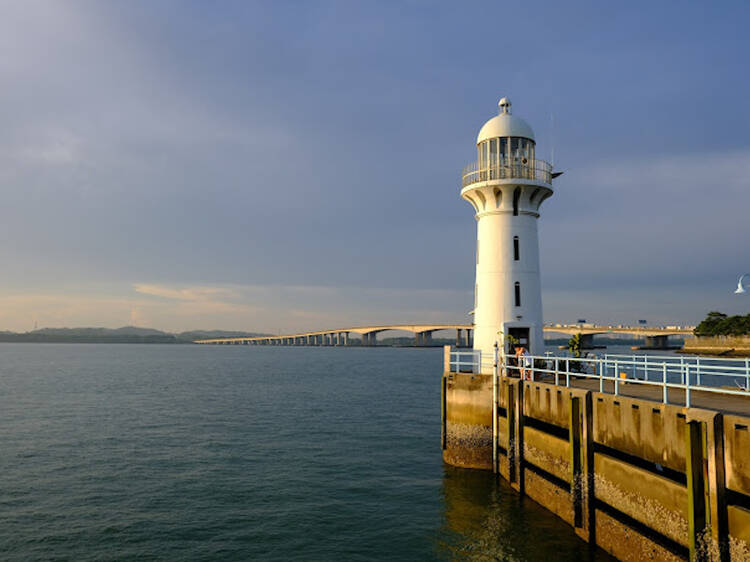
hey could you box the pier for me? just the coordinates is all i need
[443,348,750,560]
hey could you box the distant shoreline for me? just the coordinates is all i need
[0,335,188,344]
[0,336,665,346]
[0,327,269,344]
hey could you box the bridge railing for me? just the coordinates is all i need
[448,349,750,406]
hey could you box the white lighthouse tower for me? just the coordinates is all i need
[461,98,557,365]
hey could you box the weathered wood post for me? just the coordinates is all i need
[570,396,583,528]
[582,392,595,544]
[687,410,729,561]
[569,392,595,543]
[511,380,525,495]
[507,380,516,485]
[686,419,708,561]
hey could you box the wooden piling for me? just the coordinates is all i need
[686,420,708,561]
[570,396,583,528]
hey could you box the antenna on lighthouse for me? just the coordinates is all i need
[550,112,555,167]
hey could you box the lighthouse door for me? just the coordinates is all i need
[507,327,530,354]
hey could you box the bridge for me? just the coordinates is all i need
[194,324,694,348]
[193,324,476,347]
[543,324,693,349]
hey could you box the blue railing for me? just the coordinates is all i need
[447,349,750,407]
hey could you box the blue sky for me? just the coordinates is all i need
[0,0,748,332]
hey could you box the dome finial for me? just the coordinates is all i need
[498,97,511,114]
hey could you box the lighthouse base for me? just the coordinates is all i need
[441,372,493,470]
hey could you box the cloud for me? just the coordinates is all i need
[541,148,750,291]
[134,283,238,302]
[0,282,473,333]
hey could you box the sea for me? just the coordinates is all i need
[0,343,635,561]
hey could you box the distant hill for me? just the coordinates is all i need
[32,326,168,337]
[0,327,270,344]
[176,330,268,342]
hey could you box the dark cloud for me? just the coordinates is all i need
[0,1,748,330]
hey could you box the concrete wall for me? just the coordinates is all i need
[442,373,493,470]
[442,372,750,561]
[683,336,750,355]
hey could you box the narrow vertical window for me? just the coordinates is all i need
[513,187,520,216]
[513,236,519,261]
[514,282,521,307]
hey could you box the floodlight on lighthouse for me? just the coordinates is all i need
[735,274,749,294]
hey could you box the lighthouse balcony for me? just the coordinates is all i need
[461,158,553,187]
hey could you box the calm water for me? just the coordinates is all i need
[0,344,613,561]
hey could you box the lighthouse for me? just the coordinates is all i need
[461,98,556,365]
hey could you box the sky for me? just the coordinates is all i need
[0,0,748,333]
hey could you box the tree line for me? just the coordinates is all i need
[694,311,750,336]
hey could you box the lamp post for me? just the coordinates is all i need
[735,273,750,294]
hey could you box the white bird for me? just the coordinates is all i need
[736,273,750,294]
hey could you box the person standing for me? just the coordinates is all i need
[521,348,533,380]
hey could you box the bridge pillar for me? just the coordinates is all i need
[342,332,349,346]
[643,335,670,349]
[424,331,433,346]
[456,329,462,348]
[415,332,422,346]
[335,333,341,346]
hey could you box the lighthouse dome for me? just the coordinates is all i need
[476,98,535,144]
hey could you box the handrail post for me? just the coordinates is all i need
[555,358,559,386]
[644,354,648,381]
[696,357,701,387]
[662,363,668,404]
[566,358,570,387]
[599,358,604,393]
[686,365,691,408]
[746,358,750,392]
[614,360,619,396]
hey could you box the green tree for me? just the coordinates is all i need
[567,333,588,373]
[695,311,750,336]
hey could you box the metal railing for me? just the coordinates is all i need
[448,349,750,407]
[449,349,482,373]
[461,158,553,187]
